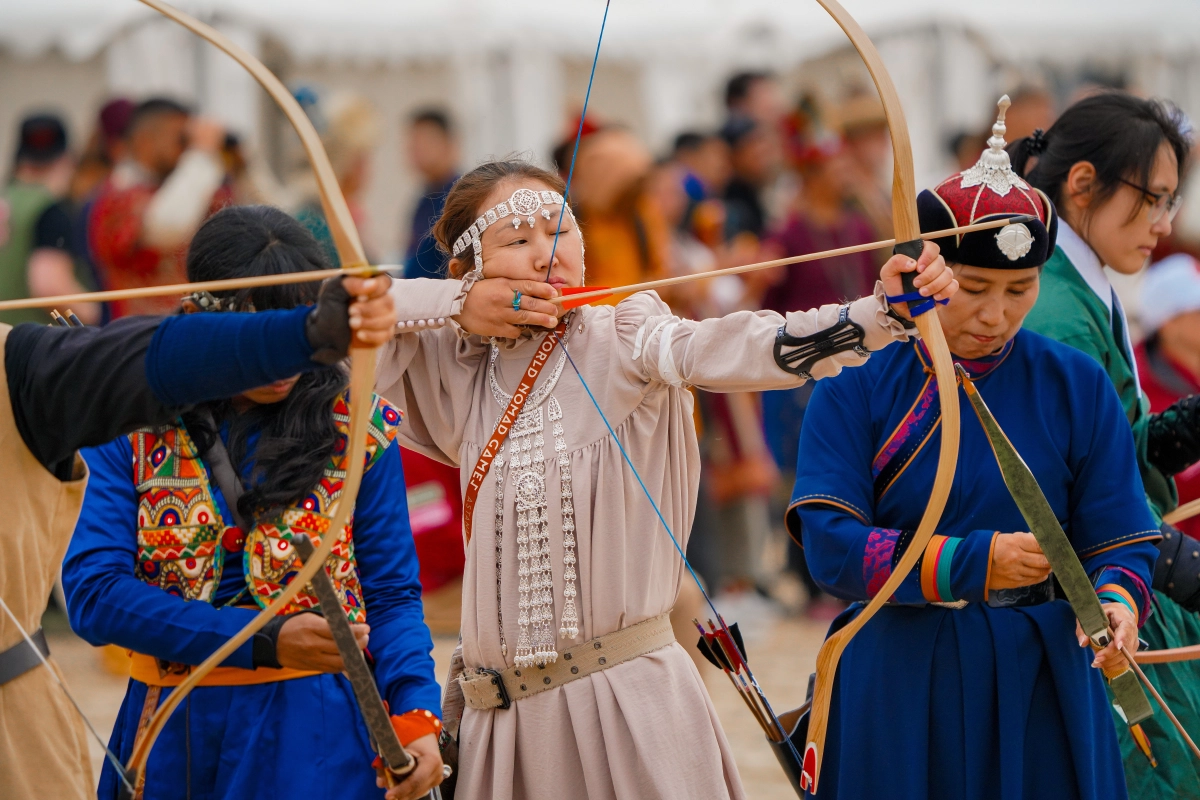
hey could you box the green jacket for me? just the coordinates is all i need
[0,182,57,326]
[1023,246,1176,521]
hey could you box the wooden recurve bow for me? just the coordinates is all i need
[799,1,962,792]
[119,0,386,792]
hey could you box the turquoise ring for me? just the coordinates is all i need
[512,290,522,311]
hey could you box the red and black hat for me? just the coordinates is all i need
[918,96,1057,270]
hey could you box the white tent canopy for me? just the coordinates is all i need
[3,0,1198,257]
[4,0,1200,64]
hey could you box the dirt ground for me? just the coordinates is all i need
[46,597,828,799]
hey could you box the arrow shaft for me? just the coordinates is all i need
[551,217,1025,304]
[0,265,390,313]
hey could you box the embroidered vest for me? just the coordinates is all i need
[132,392,402,622]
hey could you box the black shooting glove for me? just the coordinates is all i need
[305,274,393,365]
[1148,394,1200,476]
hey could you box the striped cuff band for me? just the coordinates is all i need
[920,535,961,603]
[1097,583,1138,620]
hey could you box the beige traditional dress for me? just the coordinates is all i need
[0,327,93,800]
[376,279,912,800]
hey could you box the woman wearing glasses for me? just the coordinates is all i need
[1014,92,1200,799]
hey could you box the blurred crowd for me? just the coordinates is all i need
[9,72,1200,619]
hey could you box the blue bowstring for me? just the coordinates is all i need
[542,0,720,622]
[552,334,720,621]
[539,0,802,764]
[546,0,610,274]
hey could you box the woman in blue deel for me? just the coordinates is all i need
[63,206,444,800]
[789,106,1157,800]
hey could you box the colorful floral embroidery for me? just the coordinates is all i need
[863,528,901,598]
[872,376,941,501]
[132,392,402,621]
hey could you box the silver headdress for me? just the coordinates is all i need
[959,94,1030,198]
[451,188,574,280]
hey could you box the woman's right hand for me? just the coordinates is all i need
[275,612,369,672]
[988,532,1052,590]
[454,278,560,338]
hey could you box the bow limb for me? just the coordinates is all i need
[123,0,381,786]
[1163,497,1200,526]
[799,1,962,793]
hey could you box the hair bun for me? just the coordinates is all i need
[1027,128,1049,156]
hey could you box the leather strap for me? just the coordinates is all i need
[459,613,674,710]
[461,324,565,545]
[186,410,251,531]
[0,626,49,687]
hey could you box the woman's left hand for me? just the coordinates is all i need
[375,733,444,800]
[879,240,957,320]
[1075,602,1139,673]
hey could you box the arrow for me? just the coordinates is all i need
[550,214,1032,308]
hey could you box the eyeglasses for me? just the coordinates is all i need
[1118,177,1183,224]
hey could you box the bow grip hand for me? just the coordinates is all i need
[306,274,395,362]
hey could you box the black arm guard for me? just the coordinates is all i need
[1153,523,1200,612]
[1147,394,1200,476]
[773,304,868,379]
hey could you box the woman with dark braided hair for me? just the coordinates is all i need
[63,205,445,800]
[1016,91,1200,798]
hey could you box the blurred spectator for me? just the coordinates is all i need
[294,91,381,266]
[69,98,133,203]
[568,127,670,296]
[550,111,603,183]
[1003,85,1056,141]
[720,117,776,239]
[88,98,230,317]
[0,114,99,326]
[724,70,785,129]
[403,109,460,280]
[948,129,990,172]
[70,99,135,324]
[757,122,880,619]
[645,160,717,313]
[764,134,879,311]
[671,131,733,252]
[832,91,893,235]
[397,107,466,591]
[1137,254,1200,538]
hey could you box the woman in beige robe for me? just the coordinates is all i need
[374,160,955,800]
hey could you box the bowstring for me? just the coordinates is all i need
[540,0,718,615]
[546,0,610,279]
[540,0,801,762]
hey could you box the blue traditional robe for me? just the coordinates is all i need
[789,330,1159,800]
[63,426,441,800]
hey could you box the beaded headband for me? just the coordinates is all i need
[450,188,574,279]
